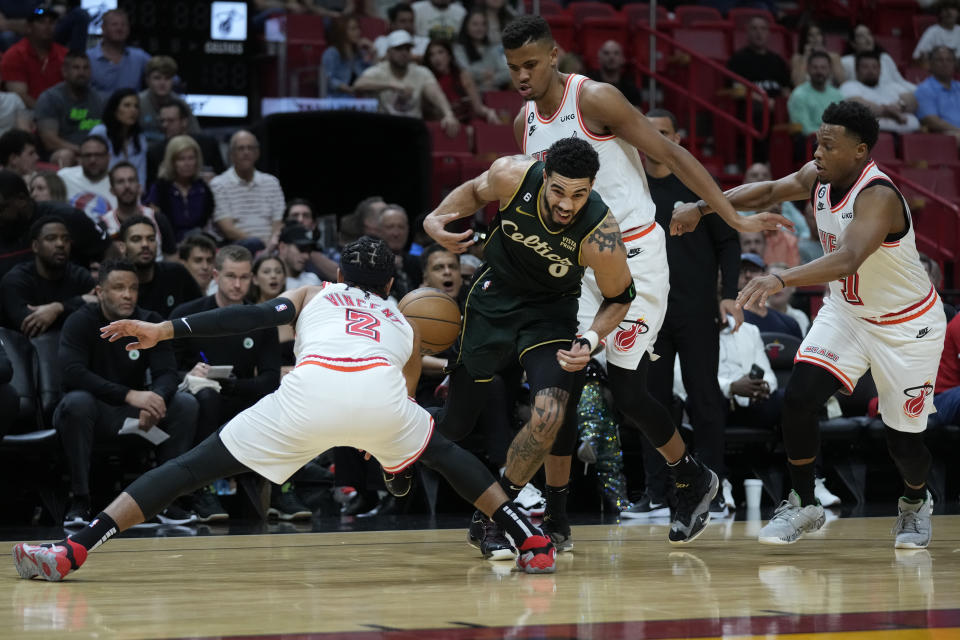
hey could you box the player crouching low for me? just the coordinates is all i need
[13,237,555,581]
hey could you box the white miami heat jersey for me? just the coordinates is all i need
[522,73,655,231]
[813,160,935,321]
[293,282,414,367]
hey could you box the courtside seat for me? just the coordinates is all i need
[567,1,617,21]
[901,133,960,168]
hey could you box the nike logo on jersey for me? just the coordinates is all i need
[917,327,930,339]
[516,206,535,218]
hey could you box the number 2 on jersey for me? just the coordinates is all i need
[839,272,863,305]
[345,309,381,341]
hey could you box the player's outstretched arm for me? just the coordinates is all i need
[101,286,315,350]
[424,154,535,254]
[578,81,753,233]
[674,162,818,235]
[557,213,633,372]
[737,186,899,310]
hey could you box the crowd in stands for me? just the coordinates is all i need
[1,0,959,526]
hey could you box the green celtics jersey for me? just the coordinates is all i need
[482,161,608,298]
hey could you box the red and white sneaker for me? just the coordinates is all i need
[516,535,556,574]
[13,541,86,582]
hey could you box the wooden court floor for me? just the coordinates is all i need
[3,515,960,639]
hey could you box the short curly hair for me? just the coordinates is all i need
[821,100,879,149]
[502,15,553,50]
[544,137,600,181]
[339,235,395,296]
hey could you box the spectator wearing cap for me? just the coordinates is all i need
[139,56,200,145]
[86,9,151,97]
[354,30,460,137]
[35,50,106,157]
[1,214,96,336]
[0,170,108,279]
[279,197,339,281]
[739,252,803,338]
[374,4,430,61]
[0,6,67,109]
[211,130,285,253]
[278,224,322,288]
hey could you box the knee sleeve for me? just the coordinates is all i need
[607,361,675,448]
[885,426,931,487]
[780,362,841,460]
[418,431,494,504]
[125,432,248,519]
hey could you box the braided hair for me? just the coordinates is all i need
[339,235,395,298]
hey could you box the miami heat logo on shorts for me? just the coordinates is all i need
[614,319,649,352]
[902,382,934,419]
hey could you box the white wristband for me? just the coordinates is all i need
[581,330,600,353]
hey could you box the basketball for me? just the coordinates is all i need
[398,287,462,354]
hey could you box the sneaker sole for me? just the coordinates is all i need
[267,508,312,521]
[621,506,670,519]
[517,506,546,517]
[758,534,799,545]
[13,545,40,579]
[467,538,517,561]
[157,514,198,525]
[895,539,930,550]
[195,513,230,523]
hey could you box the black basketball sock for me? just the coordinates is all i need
[67,512,119,552]
[788,461,817,506]
[666,452,701,482]
[498,475,523,501]
[903,483,927,502]
[544,484,569,522]
[492,501,539,545]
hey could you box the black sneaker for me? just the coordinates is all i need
[190,488,229,523]
[541,514,573,553]
[621,491,670,519]
[157,503,198,525]
[708,493,729,518]
[382,465,415,497]
[63,496,91,527]
[268,489,313,520]
[668,466,718,545]
[467,510,516,560]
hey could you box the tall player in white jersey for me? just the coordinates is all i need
[12,239,557,582]
[500,16,791,547]
[678,101,943,548]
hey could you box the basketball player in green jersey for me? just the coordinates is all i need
[420,137,635,558]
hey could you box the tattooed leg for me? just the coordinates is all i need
[504,386,570,486]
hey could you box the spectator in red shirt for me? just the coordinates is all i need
[0,6,67,109]
[932,313,960,426]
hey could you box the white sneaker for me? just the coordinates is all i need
[814,477,841,507]
[893,492,933,549]
[721,478,736,511]
[516,483,546,517]
[757,491,825,545]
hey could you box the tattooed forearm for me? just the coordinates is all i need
[587,215,626,254]
[505,387,569,483]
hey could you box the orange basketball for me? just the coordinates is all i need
[398,288,462,354]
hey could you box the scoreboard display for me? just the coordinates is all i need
[120,0,251,117]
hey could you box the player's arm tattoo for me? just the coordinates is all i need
[587,215,626,255]
[505,387,569,482]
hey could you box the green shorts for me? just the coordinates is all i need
[457,266,579,381]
